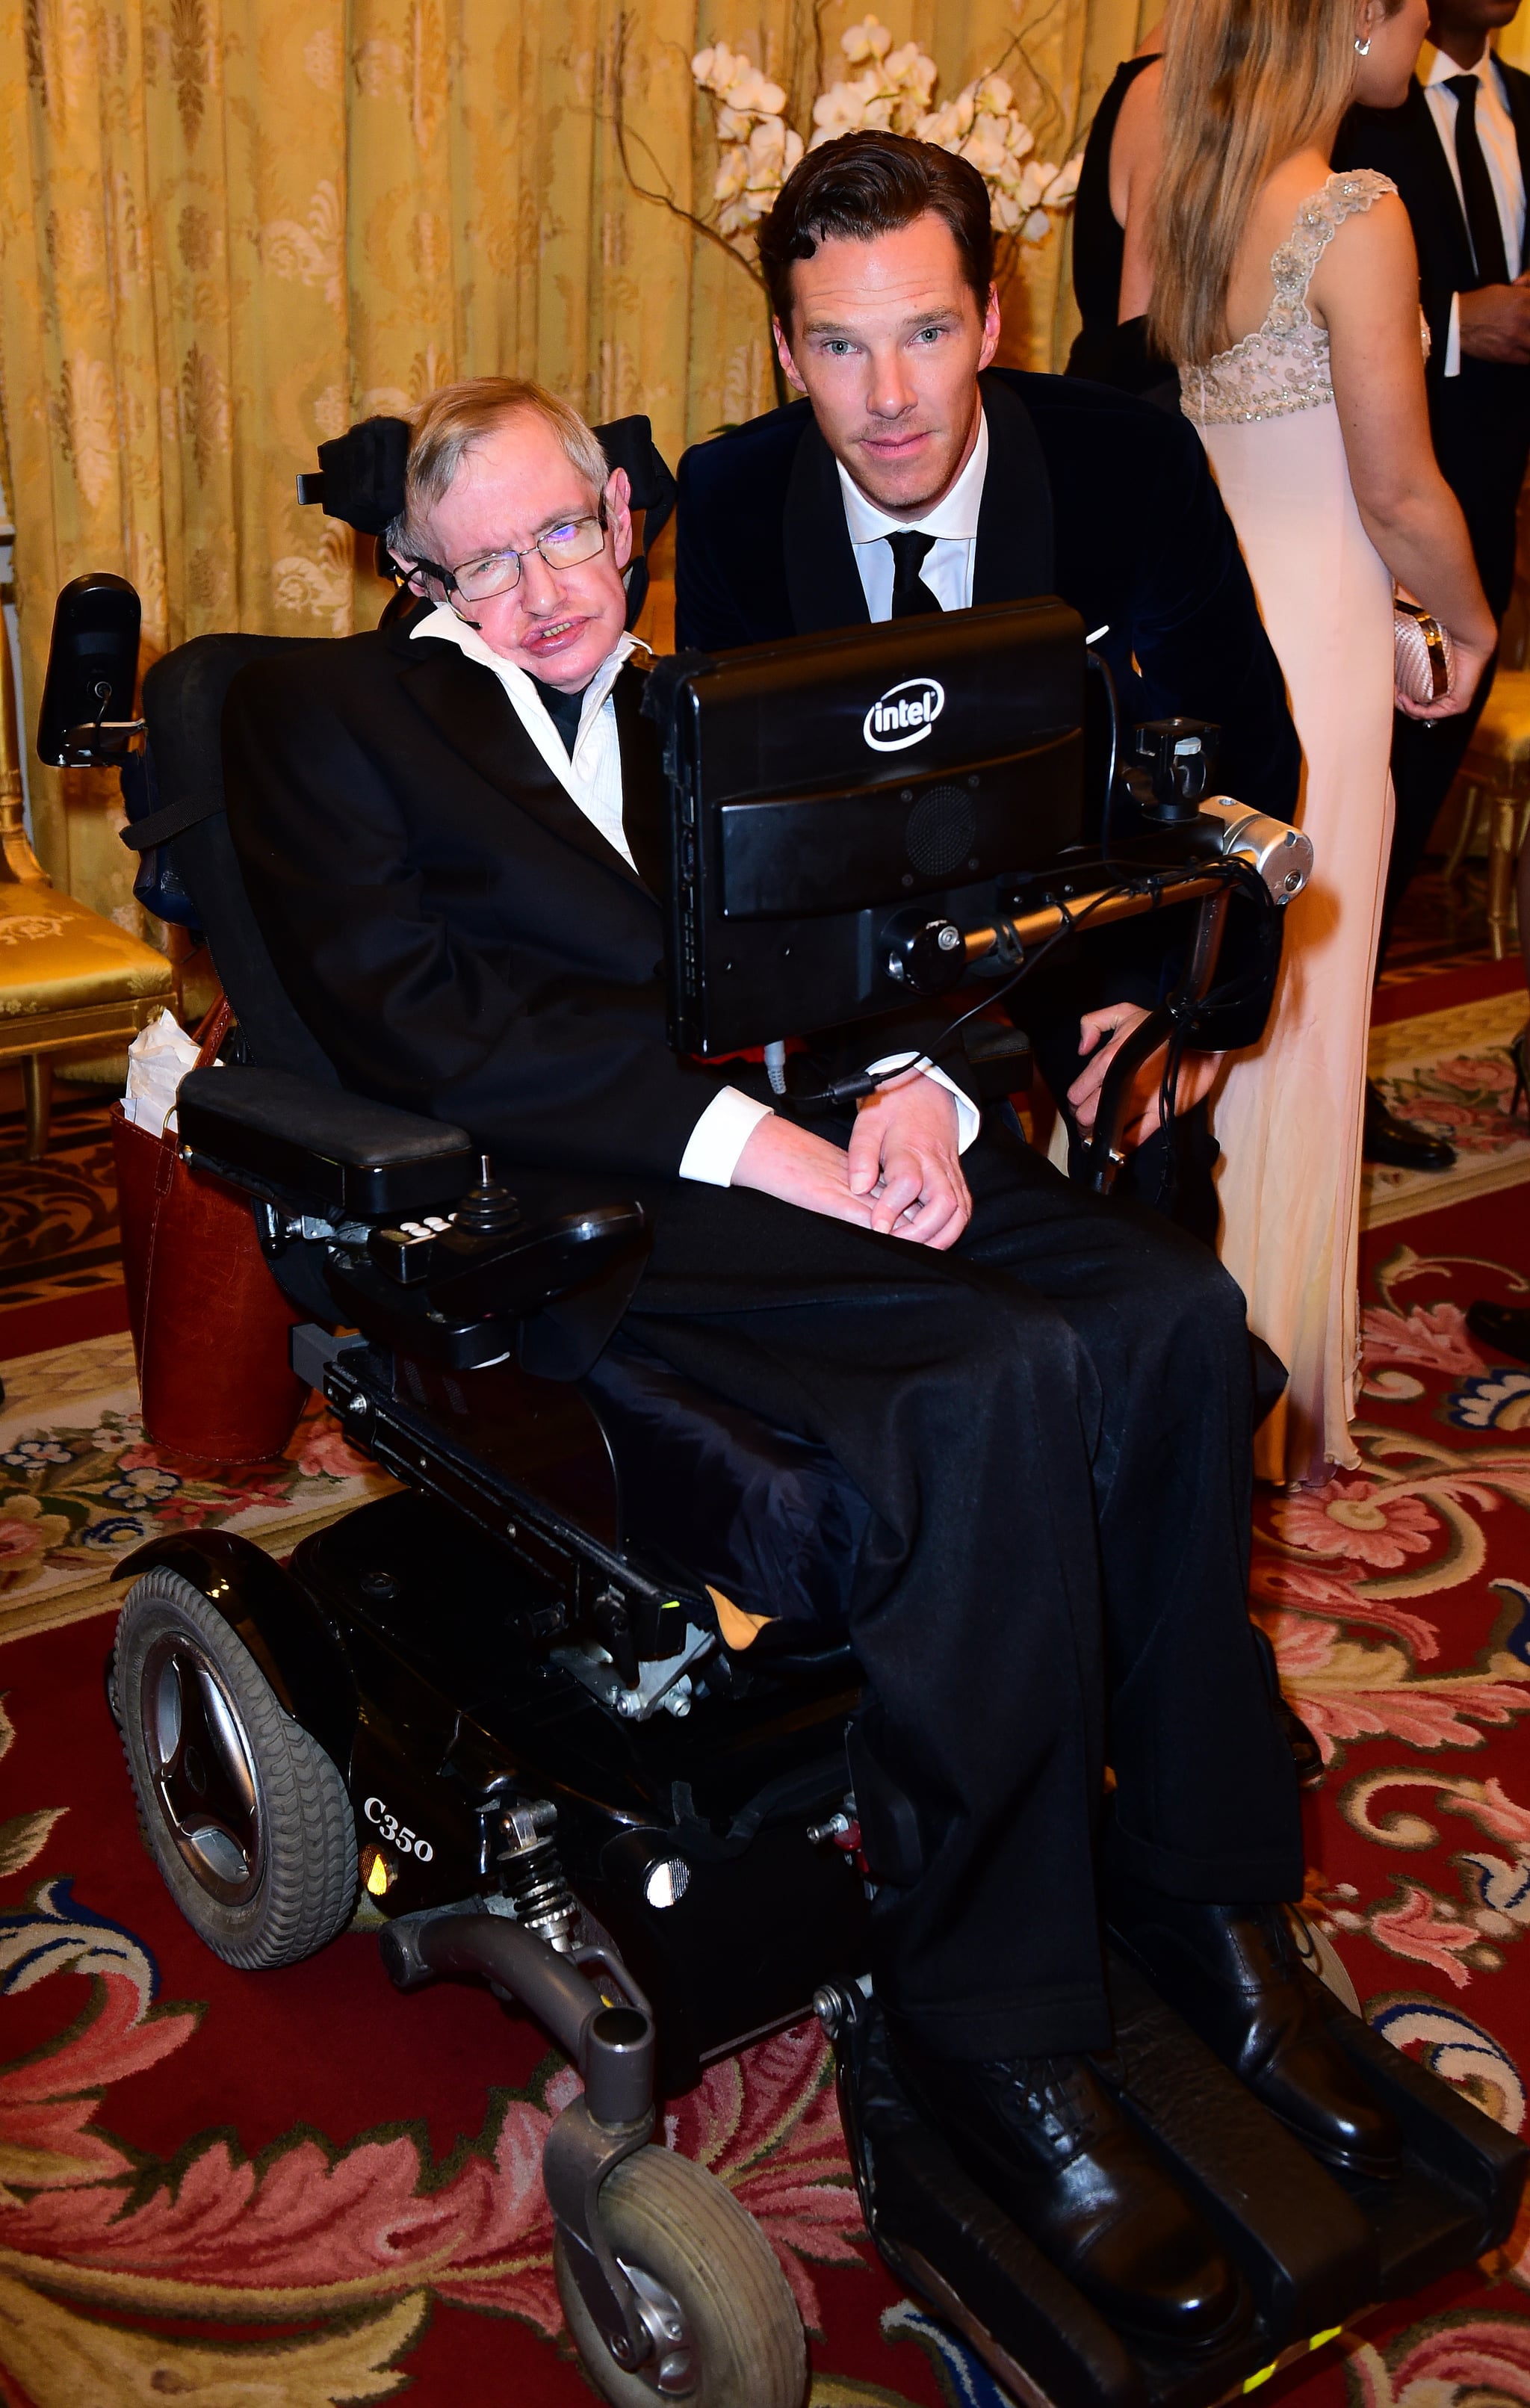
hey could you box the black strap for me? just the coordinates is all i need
[887,529,942,617]
[1448,72,1511,286]
[118,787,226,852]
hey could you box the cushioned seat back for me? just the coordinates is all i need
[140,635,339,1082]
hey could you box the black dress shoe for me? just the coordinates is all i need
[1363,1079,1456,1171]
[892,2039,1248,2351]
[1106,1888,1401,2179]
[1466,1301,1530,1367]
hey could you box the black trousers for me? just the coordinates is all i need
[1381,375,1530,965]
[624,1118,1303,2062]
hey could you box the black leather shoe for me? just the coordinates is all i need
[1466,1301,1530,1367]
[1363,1079,1455,1171]
[892,2039,1248,2351]
[1106,1888,1401,2179]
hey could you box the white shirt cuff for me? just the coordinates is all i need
[865,1057,982,1153]
[679,1086,775,1185]
[1446,291,1461,377]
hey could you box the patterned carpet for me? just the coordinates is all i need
[0,1177,1526,2403]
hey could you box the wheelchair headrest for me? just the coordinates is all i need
[296,411,676,532]
[37,573,141,766]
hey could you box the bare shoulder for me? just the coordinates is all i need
[1115,54,1162,137]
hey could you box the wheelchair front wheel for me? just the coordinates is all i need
[115,1567,358,1969]
[554,2144,806,2407]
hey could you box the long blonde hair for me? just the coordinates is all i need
[1147,0,1363,366]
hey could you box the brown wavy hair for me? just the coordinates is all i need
[1147,0,1381,366]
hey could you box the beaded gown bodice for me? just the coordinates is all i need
[1179,170,1401,427]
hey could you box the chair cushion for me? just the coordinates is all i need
[0,883,173,1024]
[583,1334,869,1629]
[1466,667,1530,768]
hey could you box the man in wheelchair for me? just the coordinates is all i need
[205,375,1397,2356]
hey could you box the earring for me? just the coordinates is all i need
[1355,30,1372,49]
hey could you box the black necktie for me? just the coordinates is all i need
[886,530,943,618]
[1446,73,1511,288]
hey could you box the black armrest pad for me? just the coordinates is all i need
[177,1065,478,1217]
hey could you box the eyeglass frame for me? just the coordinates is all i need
[406,499,611,615]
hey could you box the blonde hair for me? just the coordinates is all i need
[388,378,610,557]
[1147,0,1366,367]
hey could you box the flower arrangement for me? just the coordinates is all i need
[691,14,1082,261]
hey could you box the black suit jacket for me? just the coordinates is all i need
[1336,69,1530,613]
[222,611,970,1211]
[223,616,737,1207]
[676,370,1299,1050]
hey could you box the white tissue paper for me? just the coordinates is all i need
[121,1010,205,1139]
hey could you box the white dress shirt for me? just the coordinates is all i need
[412,604,978,1183]
[839,409,989,617]
[1420,42,1526,377]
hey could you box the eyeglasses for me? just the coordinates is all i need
[415,503,609,610]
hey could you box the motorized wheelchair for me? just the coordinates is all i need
[39,472,1526,2407]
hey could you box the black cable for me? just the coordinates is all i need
[1085,647,1122,865]
[795,859,1260,1112]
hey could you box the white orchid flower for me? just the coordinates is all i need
[973,72,1014,116]
[1022,208,1051,241]
[713,146,750,202]
[841,13,893,64]
[725,64,787,117]
[1044,153,1084,205]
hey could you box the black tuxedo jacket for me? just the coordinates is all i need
[222,610,968,1212]
[676,370,1298,1050]
[675,369,1298,825]
[1336,69,1530,612]
[223,614,736,1207]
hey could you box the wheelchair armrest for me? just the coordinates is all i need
[177,1065,479,1219]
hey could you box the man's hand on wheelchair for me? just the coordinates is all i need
[1069,1005,1221,1146]
[731,1077,971,1249]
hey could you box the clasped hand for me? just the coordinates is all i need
[732,1071,971,1249]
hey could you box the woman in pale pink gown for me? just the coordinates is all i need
[1130,0,1495,1484]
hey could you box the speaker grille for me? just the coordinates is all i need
[905,784,977,877]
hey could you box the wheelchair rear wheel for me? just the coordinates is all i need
[554,2144,806,2407]
[115,1568,358,1968]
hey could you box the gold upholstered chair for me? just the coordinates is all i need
[0,584,173,1160]
[1444,672,1530,962]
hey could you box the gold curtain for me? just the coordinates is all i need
[0,0,1153,920]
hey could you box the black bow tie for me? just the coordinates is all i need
[886,529,943,618]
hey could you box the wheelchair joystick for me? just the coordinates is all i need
[452,1154,524,1238]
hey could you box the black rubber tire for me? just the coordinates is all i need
[554,2145,806,2408]
[115,1567,357,1968]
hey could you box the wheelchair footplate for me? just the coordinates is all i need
[820,1956,1526,2408]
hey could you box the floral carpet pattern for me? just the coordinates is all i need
[0,1332,397,1629]
[1363,990,1530,1227]
[0,1191,1528,2404]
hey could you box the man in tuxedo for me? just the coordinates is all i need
[1337,1,1530,1153]
[224,376,1396,2351]
[675,131,1301,1239]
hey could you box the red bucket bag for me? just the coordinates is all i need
[111,997,309,1464]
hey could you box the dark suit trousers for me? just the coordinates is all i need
[622,1118,1302,2061]
[1382,362,1530,964]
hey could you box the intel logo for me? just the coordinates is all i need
[864,676,945,752]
